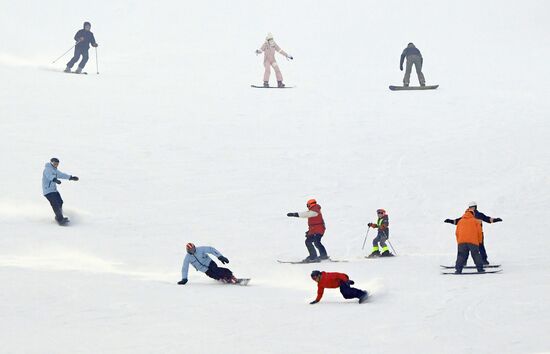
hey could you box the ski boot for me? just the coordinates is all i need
[277,81,285,88]
[454,268,462,274]
[263,81,269,88]
[420,83,426,87]
[318,255,330,261]
[477,268,486,273]
[403,83,409,87]
[64,66,71,73]
[302,256,320,263]
[75,67,82,74]
[366,250,380,258]
[57,217,70,226]
[380,250,394,257]
[359,291,369,304]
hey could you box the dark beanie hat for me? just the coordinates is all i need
[83,22,91,28]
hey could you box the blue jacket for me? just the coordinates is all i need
[181,246,223,279]
[42,163,71,195]
[74,29,97,50]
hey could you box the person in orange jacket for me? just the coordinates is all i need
[454,209,485,273]
[309,270,369,304]
[287,199,329,262]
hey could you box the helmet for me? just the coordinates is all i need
[266,32,274,41]
[307,199,317,208]
[186,243,196,254]
[377,208,386,215]
[468,201,477,208]
[310,270,321,279]
[50,157,60,163]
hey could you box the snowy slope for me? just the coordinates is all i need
[1,1,549,353]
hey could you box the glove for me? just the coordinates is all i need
[218,256,229,264]
[444,219,454,224]
[493,218,503,223]
[287,212,299,217]
[347,280,355,285]
[69,176,79,181]
[177,278,188,285]
[367,223,375,228]
[255,49,262,54]
[288,55,294,60]
[92,43,98,47]
[400,65,403,71]
[53,178,61,185]
[309,300,318,305]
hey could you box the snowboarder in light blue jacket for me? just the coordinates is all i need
[178,243,236,284]
[42,158,79,225]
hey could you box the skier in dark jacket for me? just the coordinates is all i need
[367,209,393,258]
[42,158,79,225]
[400,42,425,87]
[65,22,98,74]
[445,201,502,265]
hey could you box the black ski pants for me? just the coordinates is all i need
[455,243,484,272]
[44,192,64,222]
[465,234,489,263]
[67,46,90,69]
[305,233,327,259]
[339,282,365,300]
[205,261,233,282]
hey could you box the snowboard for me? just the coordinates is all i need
[235,278,250,286]
[389,85,438,91]
[441,269,502,275]
[277,259,348,264]
[440,264,501,269]
[359,292,369,304]
[251,85,294,89]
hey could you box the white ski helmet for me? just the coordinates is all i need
[468,201,477,208]
[266,32,274,41]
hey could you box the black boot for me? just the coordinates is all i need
[277,81,285,88]
[263,81,269,87]
[367,250,380,258]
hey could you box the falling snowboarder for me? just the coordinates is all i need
[64,21,98,74]
[255,32,293,88]
[42,158,79,225]
[287,199,329,262]
[178,243,248,285]
[444,202,502,265]
[309,270,369,304]
[367,209,394,258]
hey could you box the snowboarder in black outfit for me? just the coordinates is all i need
[65,22,98,74]
[42,158,79,225]
[444,202,502,265]
[400,42,425,87]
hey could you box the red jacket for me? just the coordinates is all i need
[307,203,326,236]
[314,272,349,302]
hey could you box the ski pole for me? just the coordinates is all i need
[52,44,76,64]
[95,47,99,74]
[361,227,371,250]
[387,239,398,256]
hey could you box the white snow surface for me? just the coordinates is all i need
[1,1,550,353]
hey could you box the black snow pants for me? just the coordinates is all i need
[305,233,328,259]
[455,243,484,272]
[205,261,234,282]
[67,46,90,69]
[339,281,365,300]
[44,192,64,222]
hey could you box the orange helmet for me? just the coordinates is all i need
[186,243,196,254]
[307,199,317,208]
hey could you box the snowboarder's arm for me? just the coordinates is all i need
[314,285,324,302]
[400,49,407,68]
[275,43,289,58]
[181,254,191,279]
[474,211,493,223]
[297,210,318,218]
[204,246,222,258]
[56,170,72,180]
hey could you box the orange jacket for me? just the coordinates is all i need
[455,210,482,245]
[314,272,349,302]
[307,203,326,236]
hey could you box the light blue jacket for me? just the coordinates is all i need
[181,246,223,279]
[42,163,71,195]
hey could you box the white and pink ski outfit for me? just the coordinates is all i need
[258,39,290,82]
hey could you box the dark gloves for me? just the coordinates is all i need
[444,219,454,224]
[218,256,229,264]
[309,300,318,305]
[53,178,61,185]
[347,280,355,285]
[177,278,188,285]
[69,176,79,181]
[367,223,376,228]
[400,65,403,71]
[493,218,503,223]
[288,56,294,60]
[287,212,299,217]
[92,43,98,47]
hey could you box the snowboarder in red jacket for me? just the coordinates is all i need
[309,271,369,304]
[287,199,329,262]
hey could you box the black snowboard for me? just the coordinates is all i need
[389,85,438,91]
[441,269,502,275]
[251,85,294,89]
[440,264,501,269]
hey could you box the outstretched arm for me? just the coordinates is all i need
[181,254,191,279]
[204,246,222,258]
[400,49,407,70]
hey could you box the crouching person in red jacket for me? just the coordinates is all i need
[309,271,369,304]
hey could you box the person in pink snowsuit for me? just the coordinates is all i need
[255,33,293,87]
